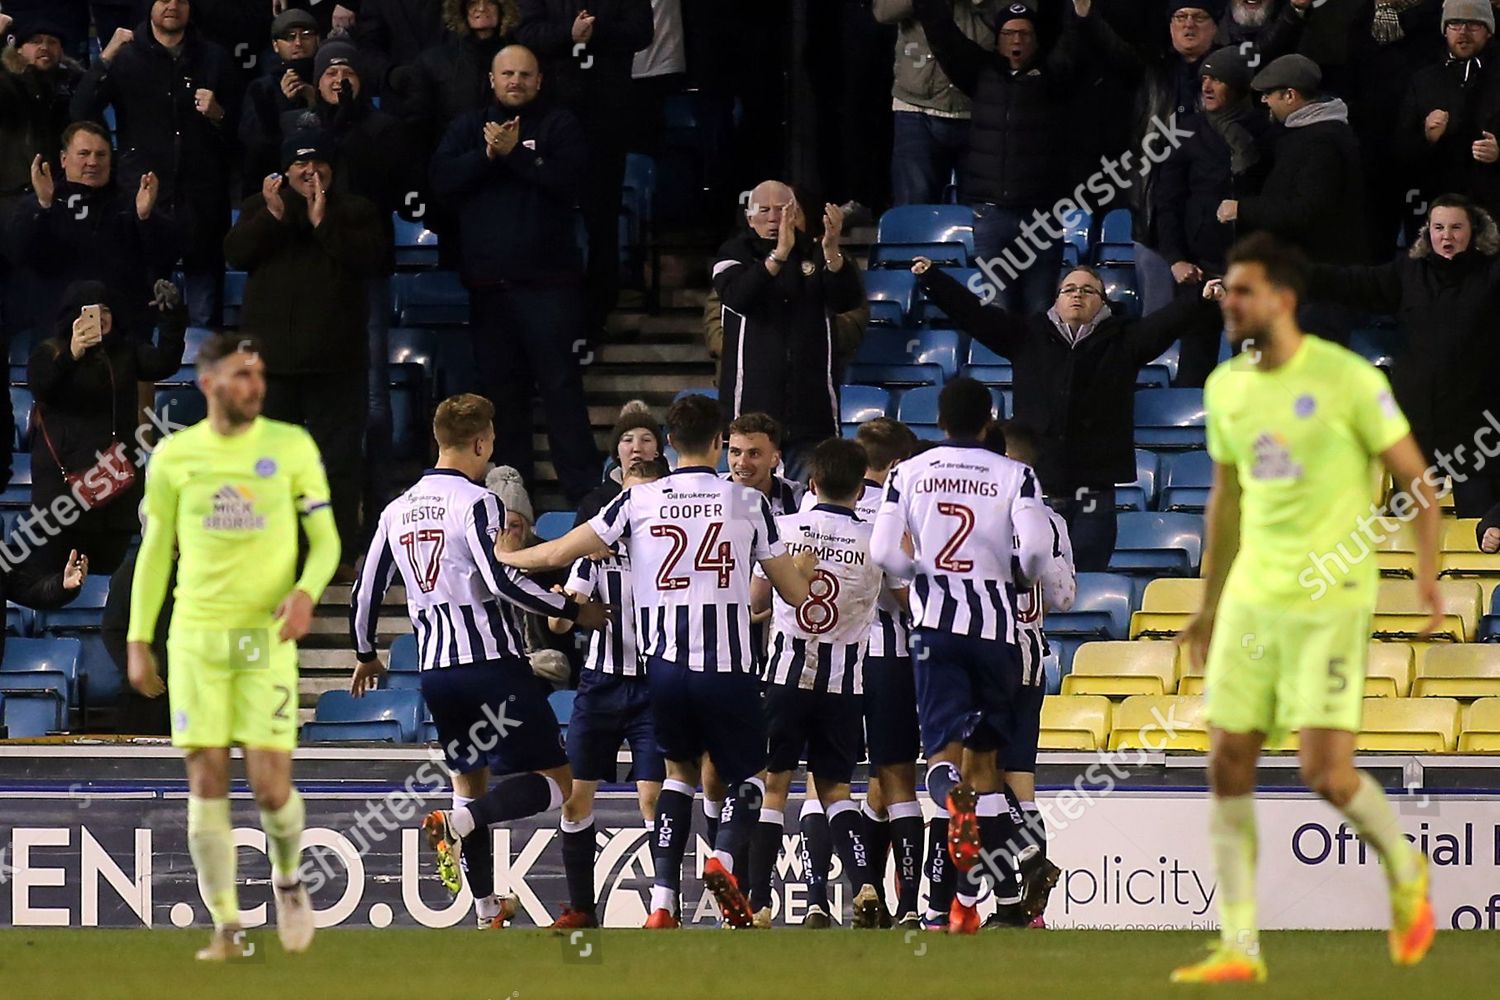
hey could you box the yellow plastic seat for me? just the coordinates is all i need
[1129,612,1192,639]
[1374,526,1417,578]
[1061,641,1179,697]
[1109,695,1207,751]
[1442,518,1482,552]
[1365,642,1414,698]
[1377,580,1480,640]
[1355,698,1461,752]
[1458,698,1500,751]
[1039,695,1112,751]
[1411,646,1500,699]
[1138,578,1205,613]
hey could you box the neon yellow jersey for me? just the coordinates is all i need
[1205,336,1409,609]
[128,417,339,640]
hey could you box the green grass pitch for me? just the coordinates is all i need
[0,929,1489,1000]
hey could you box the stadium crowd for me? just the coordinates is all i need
[0,0,1496,943]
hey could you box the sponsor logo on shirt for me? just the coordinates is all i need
[1250,432,1302,481]
[204,484,266,531]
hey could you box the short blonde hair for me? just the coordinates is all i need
[433,393,494,448]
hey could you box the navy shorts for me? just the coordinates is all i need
[863,652,920,768]
[1001,678,1045,773]
[909,628,1022,759]
[764,684,865,785]
[645,656,766,784]
[566,670,665,784]
[420,660,567,775]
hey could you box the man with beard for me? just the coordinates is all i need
[240,7,322,192]
[1213,0,1313,60]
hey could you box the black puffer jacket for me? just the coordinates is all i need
[918,267,1223,493]
[222,185,385,374]
[1238,98,1368,264]
[1306,212,1500,459]
[0,46,84,204]
[28,280,185,537]
[406,31,508,148]
[913,0,1084,208]
[712,231,865,442]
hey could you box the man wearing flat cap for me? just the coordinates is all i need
[241,8,323,191]
[224,132,385,576]
[1396,0,1500,221]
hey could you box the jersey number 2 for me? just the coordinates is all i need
[398,529,446,594]
[934,502,976,573]
[651,522,736,590]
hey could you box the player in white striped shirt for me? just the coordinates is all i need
[544,457,671,930]
[871,378,1053,935]
[348,395,607,928]
[496,395,816,929]
[746,439,888,929]
[991,420,1074,927]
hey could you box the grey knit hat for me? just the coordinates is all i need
[485,465,534,525]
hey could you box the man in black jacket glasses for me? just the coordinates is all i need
[913,256,1222,570]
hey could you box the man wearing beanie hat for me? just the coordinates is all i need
[0,10,84,223]
[1394,0,1500,221]
[224,130,385,573]
[71,0,239,328]
[1152,44,1273,386]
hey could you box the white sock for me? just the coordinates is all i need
[475,894,501,920]
[450,804,477,839]
[560,813,594,834]
[712,849,735,873]
[650,884,677,913]
[760,808,784,827]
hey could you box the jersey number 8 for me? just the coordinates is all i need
[796,569,841,634]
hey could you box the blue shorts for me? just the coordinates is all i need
[909,628,1022,759]
[863,652,920,768]
[764,684,864,785]
[1001,678,1045,773]
[567,670,665,784]
[645,656,766,785]
[420,660,567,775]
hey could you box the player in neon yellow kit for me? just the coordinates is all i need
[128,333,340,961]
[1173,234,1438,984]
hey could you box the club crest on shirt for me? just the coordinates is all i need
[801,260,817,276]
[204,484,266,531]
[1294,394,1316,418]
[1250,432,1302,481]
[255,457,277,477]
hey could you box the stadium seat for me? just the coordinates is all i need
[1038,695,1111,750]
[914,268,981,326]
[417,720,441,743]
[1061,641,1178,696]
[1376,579,1479,641]
[863,270,917,326]
[1149,342,1180,382]
[181,326,213,364]
[1158,450,1214,512]
[35,604,118,721]
[1099,265,1140,318]
[389,633,419,672]
[960,363,1013,386]
[155,386,207,428]
[535,511,575,542]
[1365,642,1415,698]
[549,689,576,728]
[1355,697,1460,752]
[1094,208,1134,264]
[1109,695,1208,751]
[1131,577,1201,638]
[895,385,1003,424]
[869,241,969,270]
[1133,389,1206,449]
[1349,327,1397,370]
[0,686,65,737]
[6,603,31,637]
[0,453,30,507]
[11,386,32,448]
[301,719,404,743]
[849,363,946,391]
[223,271,247,326]
[1459,698,1500,750]
[1116,449,1159,512]
[854,329,963,379]
[1442,518,1482,551]
[1135,366,1170,390]
[392,215,439,268]
[1046,635,1087,679]
[1046,572,1134,639]
[1,636,82,700]
[1411,645,1500,698]
[1376,525,1418,579]
[314,689,424,742]
[396,271,470,326]
[839,385,892,423]
[967,340,1005,366]
[875,205,976,255]
[1109,512,1203,575]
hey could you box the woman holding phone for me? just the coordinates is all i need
[26,278,186,575]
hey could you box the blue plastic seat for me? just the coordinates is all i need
[1108,512,1204,575]
[6,603,31,637]
[155,364,198,386]
[961,363,1012,387]
[389,633,420,672]
[0,453,30,507]
[1046,572,1135,639]
[301,719,404,743]
[182,326,213,364]
[1046,635,1087,680]
[223,271,247,325]
[1349,327,1397,370]
[2,636,82,701]
[1094,208,1134,264]
[392,214,439,268]
[0,686,65,737]
[915,268,981,326]
[388,327,438,369]
[1115,449,1159,512]
[396,271,470,327]
[535,511,575,542]
[673,387,718,402]
[908,423,945,441]
[1063,210,1093,258]
[1149,341,1180,382]
[870,241,969,271]
[854,329,963,379]
[968,340,1006,365]
[846,362,945,390]
[897,385,1004,424]
[864,270,917,326]
[11,387,32,449]
[154,386,207,429]
[1136,366,1170,389]
[839,385,892,423]
[875,205,975,255]
[1158,450,1215,512]
[314,689,425,742]
[867,300,906,327]
[1134,388,1206,449]
[548,689,576,728]
[418,720,440,743]
[381,671,424,690]
[1099,265,1140,318]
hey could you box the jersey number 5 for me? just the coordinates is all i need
[398,528,446,594]
[934,502,976,573]
[651,522,736,590]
